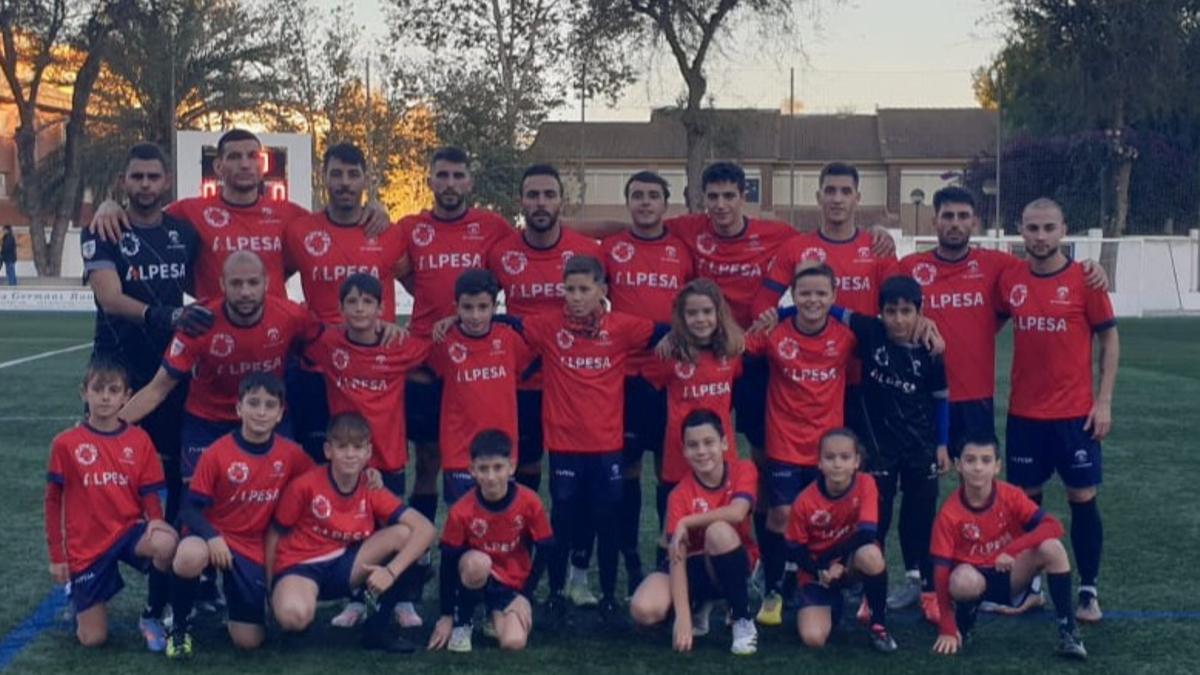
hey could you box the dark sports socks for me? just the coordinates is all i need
[710,547,751,621]
[364,573,406,635]
[594,500,620,599]
[898,475,938,589]
[455,584,483,627]
[169,574,199,631]
[144,566,170,619]
[760,529,786,595]
[955,598,979,636]
[863,571,888,626]
[1047,572,1077,631]
[1069,498,1103,588]
[620,477,643,573]
[548,498,574,594]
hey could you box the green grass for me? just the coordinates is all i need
[1,313,1198,673]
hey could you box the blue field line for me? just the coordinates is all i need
[0,588,66,671]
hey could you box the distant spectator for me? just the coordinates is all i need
[1,225,16,286]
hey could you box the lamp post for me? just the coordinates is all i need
[910,188,926,236]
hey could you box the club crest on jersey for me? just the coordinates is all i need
[966,259,982,277]
[169,338,185,357]
[665,245,678,260]
[801,247,827,263]
[674,362,696,380]
[74,443,99,466]
[1054,286,1070,303]
[226,461,251,484]
[691,498,710,513]
[824,339,840,357]
[809,510,832,527]
[120,446,136,464]
[912,262,938,286]
[261,206,273,217]
[610,241,635,264]
[374,354,388,369]
[1009,284,1028,308]
[695,233,717,255]
[491,338,504,353]
[81,240,96,260]
[311,495,333,520]
[167,230,182,248]
[513,514,525,529]
[210,333,235,357]
[856,246,871,260]
[412,223,435,247]
[560,250,576,265]
[332,348,351,370]
[466,222,481,238]
[271,460,286,476]
[203,206,231,229]
[304,230,332,257]
[873,345,889,367]
[266,327,282,344]
[777,337,800,361]
[960,523,981,541]
[470,518,488,538]
[501,250,527,275]
[448,342,469,364]
[556,329,574,350]
[119,232,141,257]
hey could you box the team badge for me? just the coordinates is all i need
[801,247,827,263]
[513,514,525,530]
[210,333,235,357]
[824,339,840,357]
[169,338,185,357]
[74,443,98,466]
[1008,284,1028,308]
[695,233,717,256]
[311,495,332,520]
[674,362,696,380]
[466,222,481,239]
[491,338,503,352]
[610,241,635,264]
[470,518,488,538]
[960,523,981,541]
[261,206,273,217]
[203,206,230,229]
[857,246,871,259]
[966,259,981,277]
[809,510,832,527]
[448,342,468,364]
[332,348,351,370]
[271,460,286,476]
[364,236,380,250]
[266,327,281,344]
[596,329,611,345]
[665,245,677,260]
[374,354,388,368]
[501,250,527,275]
[1055,286,1070,302]
[121,446,136,464]
[556,329,574,350]
[412,223,435,247]
[777,337,800,360]
[1073,449,1090,466]
[167,230,181,247]
[304,230,331,257]
[691,498,710,513]
[119,232,141,257]
[561,250,575,266]
[81,240,96,260]
[912,262,937,286]
[226,461,251,484]
[873,345,889,367]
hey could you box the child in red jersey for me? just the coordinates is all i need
[166,373,312,657]
[629,409,759,656]
[44,357,178,650]
[786,429,894,653]
[930,436,1086,659]
[428,430,552,653]
[268,413,436,654]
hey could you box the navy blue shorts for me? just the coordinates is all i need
[799,580,844,609]
[484,578,523,614]
[949,398,996,458]
[548,452,623,506]
[733,356,768,449]
[623,376,666,465]
[222,552,267,625]
[286,362,330,463]
[405,376,442,445]
[765,461,820,507]
[1005,415,1102,489]
[517,390,545,467]
[382,470,407,498]
[443,471,476,506]
[276,545,361,601]
[68,523,150,613]
[180,414,238,480]
[980,568,1021,606]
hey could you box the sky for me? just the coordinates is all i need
[327,0,1007,120]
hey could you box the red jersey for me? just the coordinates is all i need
[667,214,796,327]
[897,248,1019,402]
[45,423,164,574]
[163,296,317,423]
[745,318,856,467]
[427,323,534,471]
[785,473,879,560]
[441,485,553,591]
[642,352,742,483]
[996,260,1116,419]
[166,195,308,302]
[303,327,431,472]
[665,459,759,565]
[398,208,511,336]
[283,211,408,323]
[272,465,406,573]
[522,311,654,453]
[760,229,897,317]
[930,481,1047,569]
[188,432,313,564]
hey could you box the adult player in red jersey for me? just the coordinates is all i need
[269,413,437,654]
[786,429,894,653]
[603,170,695,594]
[45,357,178,650]
[996,198,1119,624]
[930,436,1086,659]
[120,251,318,479]
[629,409,759,656]
[743,263,856,625]
[428,431,553,653]
[167,373,312,657]
[486,164,602,493]
[428,269,533,505]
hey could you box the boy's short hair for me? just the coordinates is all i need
[327,412,372,445]
[623,170,671,201]
[819,161,860,188]
[682,408,725,439]
[125,142,170,172]
[960,433,1001,457]
[563,255,605,284]
[879,275,923,311]
[819,427,861,454]
[792,262,836,289]
[469,429,513,462]
[933,185,976,213]
[455,268,500,301]
[237,372,285,403]
[701,162,746,193]
[82,355,130,389]
[216,128,260,157]
[431,146,470,167]
[339,273,383,304]
[323,142,366,170]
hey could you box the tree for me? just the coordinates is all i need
[0,0,134,275]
